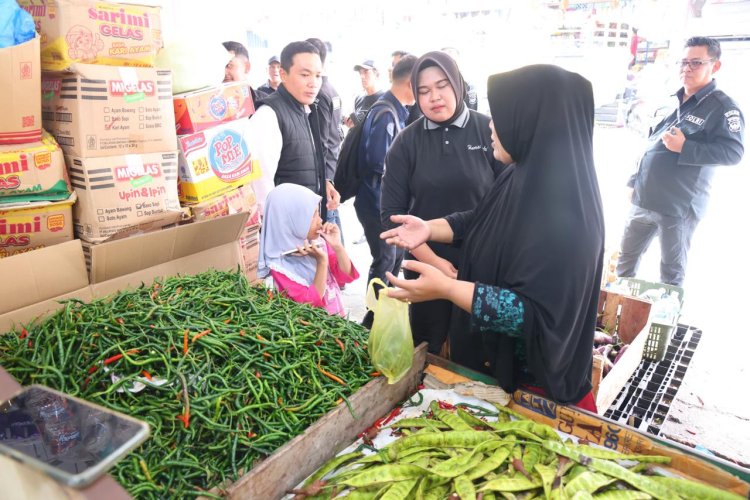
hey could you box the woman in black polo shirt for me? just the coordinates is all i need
[381,65,605,410]
[380,51,503,355]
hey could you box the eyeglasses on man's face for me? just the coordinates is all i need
[676,59,715,70]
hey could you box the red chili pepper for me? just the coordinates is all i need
[247,431,257,439]
[88,365,99,374]
[382,407,402,426]
[103,349,139,365]
[315,340,323,346]
[298,319,311,326]
[176,413,190,429]
[27,340,33,349]
[141,370,153,381]
[183,329,189,355]
[267,289,274,300]
[116,317,124,325]
[262,352,271,359]
[192,329,211,342]
[370,371,381,377]
[19,327,29,339]
[335,338,345,353]
[239,330,245,337]
[438,400,455,410]
[223,318,232,324]
[255,371,261,379]
[256,334,267,342]
[354,341,360,348]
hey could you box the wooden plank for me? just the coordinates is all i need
[511,389,750,497]
[226,344,428,499]
[595,324,647,413]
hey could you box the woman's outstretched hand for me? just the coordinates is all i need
[380,215,430,250]
[386,260,452,303]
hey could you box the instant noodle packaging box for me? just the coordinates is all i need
[174,82,256,135]
[183,184,260,282]
[18,0,162,72]
[67,151,181,243]
[0,192,76,259]
[0,131,71,203]
[0,36,42,145]
[41,64,177,158]
[177,119,261,204]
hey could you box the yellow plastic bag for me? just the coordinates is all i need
[365,278,414,384]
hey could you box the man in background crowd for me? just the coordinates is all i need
[222,40,267,108]
[441,46,478,111]
[246,41,340,218]
[345,59,384,127]
[258,55,282,94]
[306,37,346,242]
[355,55,417,299]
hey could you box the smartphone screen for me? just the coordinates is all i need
[0,385,149,487]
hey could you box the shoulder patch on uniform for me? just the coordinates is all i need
[725,109,742,133]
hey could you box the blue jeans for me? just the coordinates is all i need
[326,208,344,246]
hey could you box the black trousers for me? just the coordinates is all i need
[404,268,452,355]
[355,205,402,291]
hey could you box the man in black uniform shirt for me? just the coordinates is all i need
[617,36,744,286]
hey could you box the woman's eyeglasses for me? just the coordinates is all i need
[676,59,715,70]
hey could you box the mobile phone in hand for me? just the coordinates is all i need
[0,385,149,488]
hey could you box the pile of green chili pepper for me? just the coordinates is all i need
[294,400,741,499]
[0,269,375,498]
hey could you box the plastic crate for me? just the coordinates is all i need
[615,278,685,309]
[643,321,676,362]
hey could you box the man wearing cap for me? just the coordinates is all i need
[222,41,267,109]
[258,55,282,95]
[345,59,385,127]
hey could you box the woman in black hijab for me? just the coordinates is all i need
[379,51,502,355]
[382,65,605,408]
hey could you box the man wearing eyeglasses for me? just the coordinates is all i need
[617,36,744,287]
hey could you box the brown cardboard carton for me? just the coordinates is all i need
[67,151,181,243]
[238,231,259,283]
[0,130,70,203]
[0,192,76,259]
[0,212,247,332]
[19,0,162,72]
[174,83,255,135]
[183,184,259,281]
[186,183,259,227]
[0,37,42,145]
[42,64,176,158]
[177,119,261,203]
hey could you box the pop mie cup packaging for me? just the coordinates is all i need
[177,119,261,204]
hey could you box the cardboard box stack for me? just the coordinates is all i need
[173,81,262,282]
[1,13,75,259]
[21,0,183,245]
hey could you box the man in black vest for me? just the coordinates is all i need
[248,41,340,219]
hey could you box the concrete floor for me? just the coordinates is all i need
[337,126,750,469]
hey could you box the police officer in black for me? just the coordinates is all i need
[617,36,744,286]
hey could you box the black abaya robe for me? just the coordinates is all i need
[446,65,605,404]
